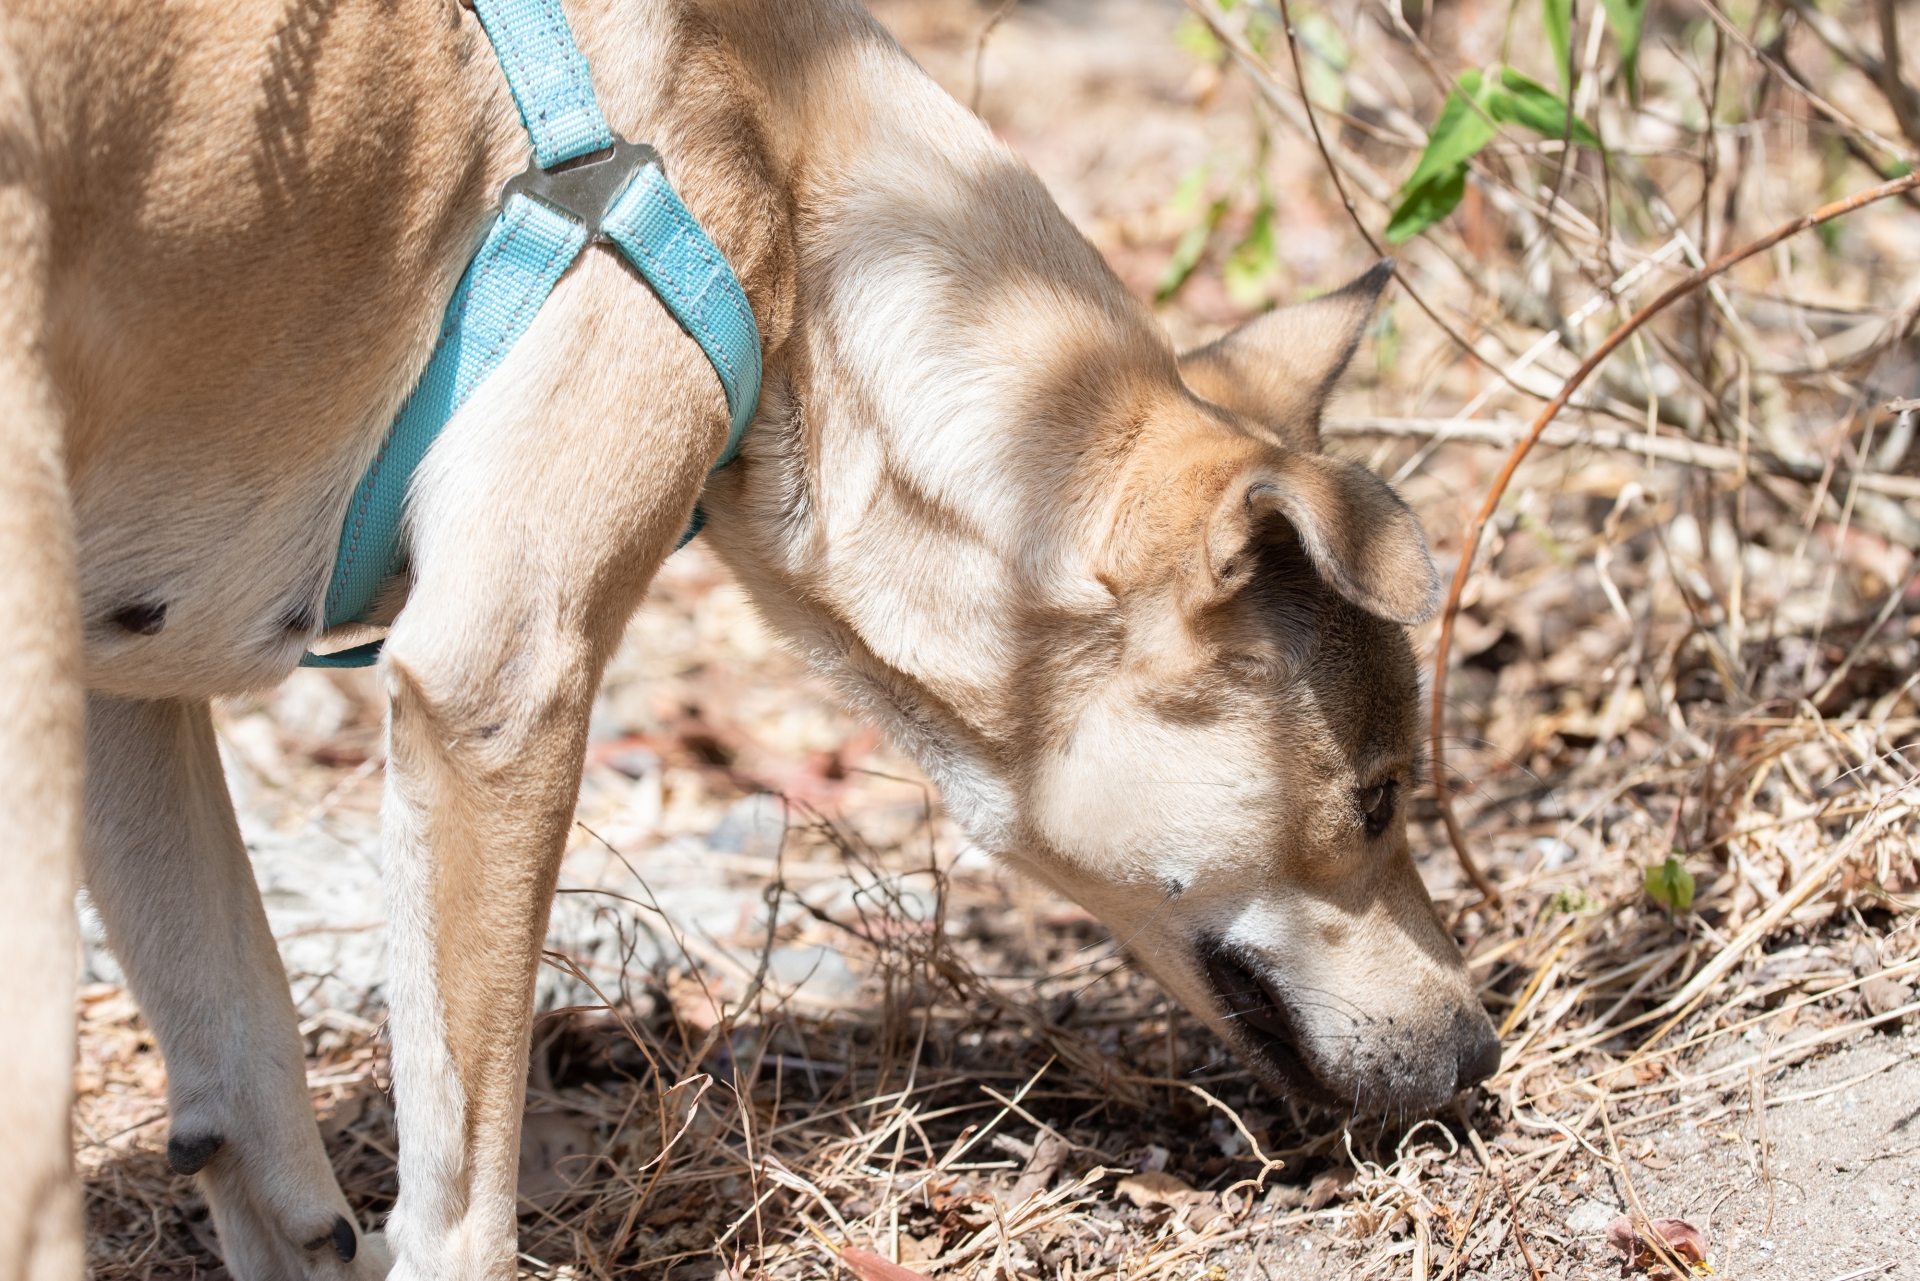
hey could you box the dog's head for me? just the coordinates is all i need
[999,261,1498,1115]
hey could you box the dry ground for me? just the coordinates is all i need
[75,1,1920,1278]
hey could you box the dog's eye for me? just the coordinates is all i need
[1361,780,1398,838]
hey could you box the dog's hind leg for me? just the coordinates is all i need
[82,697,388,1280]
[0,55,84,1278]
[0,200,85,1281]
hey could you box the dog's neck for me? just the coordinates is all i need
[626,1,1180,846]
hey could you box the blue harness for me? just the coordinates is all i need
[302,0,761,668]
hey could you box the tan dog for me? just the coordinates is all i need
[0,1,1498,1277]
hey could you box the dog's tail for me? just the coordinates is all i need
[0,39,85,1281]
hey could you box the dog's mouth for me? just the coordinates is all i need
[1202,949,1334,1105]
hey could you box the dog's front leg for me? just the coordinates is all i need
[374,258,727,1279]
[376,647,599,1277]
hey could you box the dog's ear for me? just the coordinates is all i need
[1203,447,1438,625]
[1179,259,1393,448]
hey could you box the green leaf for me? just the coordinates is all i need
[1388,63,1603,245]
[1543,0,1573,91]
[1386,165,1467,243]
[1156,198,1228,300]
[1486,66,1601,149]
[1173,12,1226,68]
[1167,158,1214,216]
[1224,197,1279,307]
[1401,69,1498,193]
[1643,855,1696,914]
[1601,0,1648,102]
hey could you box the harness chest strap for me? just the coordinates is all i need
[303,0,761,668]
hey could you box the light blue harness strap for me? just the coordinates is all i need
[470,0,614,168]
[302,0,761,669]
[603,165,762,466]
[313,195,588,642]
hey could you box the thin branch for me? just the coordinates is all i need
[1699,0,1917,163]
[1185,0,1510,384]
[1428,170,1920,892]
[1873,0,1920,146]
[1327,415,1920,505]
[968,0,1019,117]
[1273,0,1384,257]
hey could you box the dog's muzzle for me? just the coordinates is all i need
[1202,947,1500,1112]
[1203,949,1334,1104]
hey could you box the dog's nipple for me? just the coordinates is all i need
[109,600,168,636]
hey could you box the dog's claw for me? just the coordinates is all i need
[332,1214,357,1262]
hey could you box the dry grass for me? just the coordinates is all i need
[71,0,1920,1276]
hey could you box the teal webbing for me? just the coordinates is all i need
[470,0,614,168]
[302,1,761,668]
[602,164,760,464]
[317,196,587,635]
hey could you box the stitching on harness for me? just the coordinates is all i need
[330,204,578,621]
[494,0,606,164]
[333,216,517,609]
[617,175,740,393]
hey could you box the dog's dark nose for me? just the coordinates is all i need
[1455,1012,1502,1091]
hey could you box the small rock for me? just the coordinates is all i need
[1128,1144,1170,1173]
[708,792,787,858]
[1564,1200,1620,1234]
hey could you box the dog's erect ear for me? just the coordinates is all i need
[1179,259,1393,448]
[1204,448,1439,624]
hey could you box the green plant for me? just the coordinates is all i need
[1386,65,1600,243]
[1644,854,1696,916]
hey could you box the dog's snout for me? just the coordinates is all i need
[1205,952,1291,1042]
[1454,1010,1502,1092]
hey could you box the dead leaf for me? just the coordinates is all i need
[1117,1170,1200,1209]
[897,1234,939,1265]
[1863,975,1914,1017]
[1008,1130,1071,1207]
[1305,1163,1355,1211]
[838,1247,933,1281]
[1606,1214,1708,1271]
[1261,1183,1307,1211]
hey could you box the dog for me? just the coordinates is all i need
[0,1,1499,1276]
